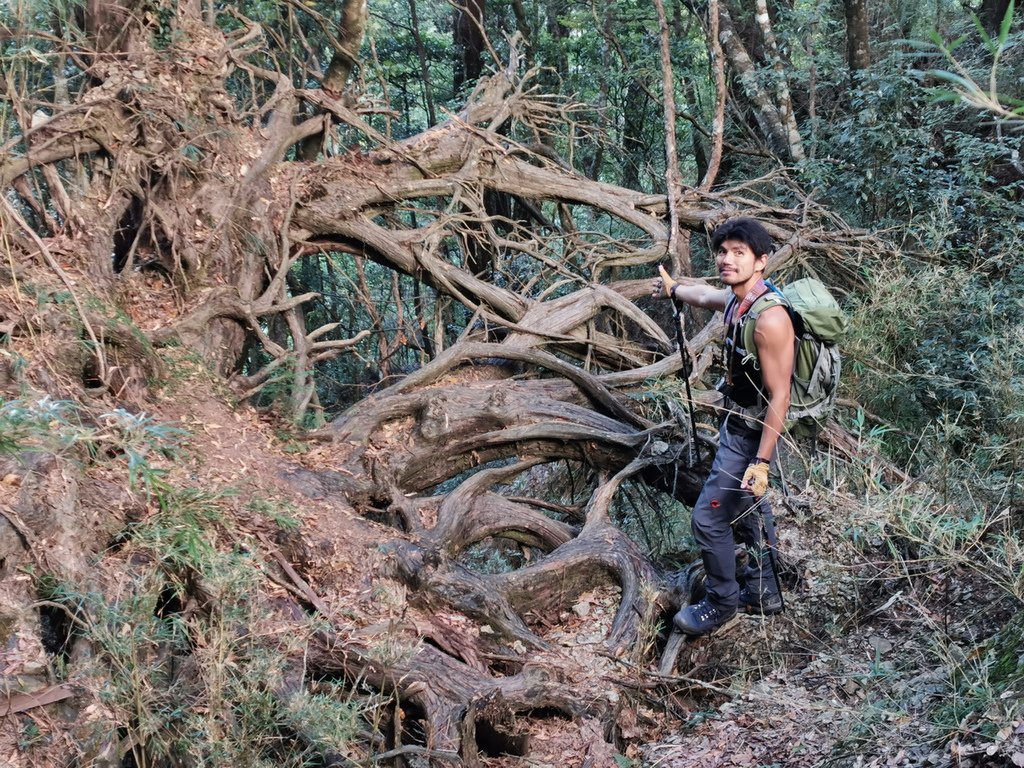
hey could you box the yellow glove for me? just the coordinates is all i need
[656,264,678,300]
[741,461,770,498]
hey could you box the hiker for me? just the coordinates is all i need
[653,217,793,636]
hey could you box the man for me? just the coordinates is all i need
[653,217,794,636]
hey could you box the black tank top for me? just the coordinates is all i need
[722,284,772,409]
[724,316,766,408]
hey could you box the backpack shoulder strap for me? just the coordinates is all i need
[740,289,790,352]
[724,293,738,325]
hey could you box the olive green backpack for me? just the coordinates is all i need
[739,278,847,435]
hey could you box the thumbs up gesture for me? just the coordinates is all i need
[654,264,678,300]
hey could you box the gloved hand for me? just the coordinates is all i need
[741,460,770,498]
[655,264,677,299]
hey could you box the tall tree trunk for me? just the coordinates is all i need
[323,0,370,94]
[454,0,486,93]
[699,0,727,190]
[979,0,1014,34]
[753,0,803,161]
[586,51,609,180]
[844,0,871,75]
[299,0,369,160]
[82,0,136,53]
[620,78,651,191]
[409,0,438,126]
[653,0,691,275]
[717,3,793,159]
[510,0,535,69]
[545,0,570,80]
[804,7,819,159]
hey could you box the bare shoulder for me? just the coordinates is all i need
[753,304,795,339]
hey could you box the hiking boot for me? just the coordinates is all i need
[738,585,784,615]
[672,598,737,636]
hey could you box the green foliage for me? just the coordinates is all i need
[834,443,1024,748]
[932,612,1024,742]
[137,485,230,575]
[103,409,186,489]
[0,396,184,490]
[842,259,1024,471]
[246,496,302,530]
[928,0,1024,124]
[791,5,1022,271]
[800,67,1016,260]
[610,479,691,562]
[42,482,367,766]
[818,473,1024,760]
[16,717,44,750]
[0,396,80,455]
[362,0,455,137]
[460,538,532,574]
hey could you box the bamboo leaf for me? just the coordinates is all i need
[945,34,970,54]
[970,13,997,54]
[998,0,1015,48]
[929,70,979,93]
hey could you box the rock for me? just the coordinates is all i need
[868,635,893,655]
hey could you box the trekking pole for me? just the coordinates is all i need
[670,297,701,468]
[777,445,791,497]
[753,493,787,613]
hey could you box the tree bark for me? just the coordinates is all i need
[323,0,369,95]
[620,77,652,190]
[653,0,692,275]
[717,3,794,159]
[700,0,727,190]
[454,0,486,93]
[408,0,438,126]
[844,0,871,75]
[753,0,804,161]
[979,0,1014,35]
[81,0,137,53]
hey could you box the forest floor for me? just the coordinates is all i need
[2,362,1023,768]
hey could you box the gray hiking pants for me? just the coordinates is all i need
[691,413,778,610]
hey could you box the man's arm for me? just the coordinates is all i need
[654,266,730,310]
[749,304,795,464]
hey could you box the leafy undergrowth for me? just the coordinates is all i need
[629,468,1024,768]
[1,353,1022,767]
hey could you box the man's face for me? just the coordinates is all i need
[715,238,767,287]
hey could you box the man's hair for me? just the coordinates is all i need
[711,217,773,258]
